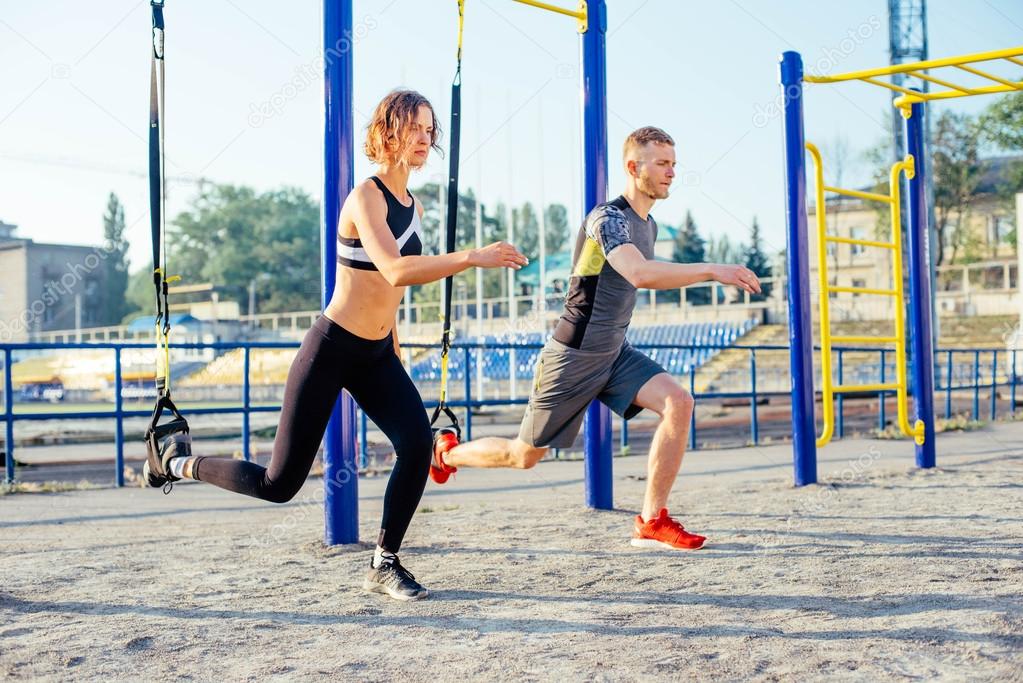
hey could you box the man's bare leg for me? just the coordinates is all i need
[631,372,694,521]
[442,437,547,470]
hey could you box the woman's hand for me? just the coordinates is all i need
[711,264,762,294]
[469,241,529,270]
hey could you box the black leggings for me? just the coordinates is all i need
[192,315,432,552]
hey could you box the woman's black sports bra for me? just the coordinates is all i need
[337,176,423,271]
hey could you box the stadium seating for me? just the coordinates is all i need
[408,320,758,382]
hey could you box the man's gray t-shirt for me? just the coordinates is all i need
[551,195,658,353]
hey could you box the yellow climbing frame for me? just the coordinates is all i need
[805,45,1023,116]
[805,143,925,448]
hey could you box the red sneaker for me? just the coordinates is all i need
[430,429,458,484]
[630,508,705,550]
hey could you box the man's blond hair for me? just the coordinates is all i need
[623,126,674,160]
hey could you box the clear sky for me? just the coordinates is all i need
[1,0,1021,272]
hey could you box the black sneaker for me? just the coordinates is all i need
[362,556,429,601]
[143,432,191,491]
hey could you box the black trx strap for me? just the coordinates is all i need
[146,0,188,488]
[429,0,464,439]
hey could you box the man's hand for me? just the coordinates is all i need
[711,264,762,294]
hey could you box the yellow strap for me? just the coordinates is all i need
[456,0,464,64]
[439,352,449,404]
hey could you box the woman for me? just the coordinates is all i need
[144,90,527,601]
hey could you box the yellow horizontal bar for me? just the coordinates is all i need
[906,70,980,94]
[859,76,924,98]
[831,335,899,344]
[833,383,899,394]
[892,80,1023,109]
[804,45,1023,84]
[823,185,892,204]
[828,286,897,296]
[510,0,585,20]
[954,63,1022,88]
[824,235,895,250]
[1008,56,1023,68]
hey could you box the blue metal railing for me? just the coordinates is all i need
[2,340,1018,484]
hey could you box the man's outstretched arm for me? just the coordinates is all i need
[606,244,762,294]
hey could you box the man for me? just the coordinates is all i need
[431,126,761,549]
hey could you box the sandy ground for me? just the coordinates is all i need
[1,422,1022,681]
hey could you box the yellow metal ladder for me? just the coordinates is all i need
[805,143,925,448]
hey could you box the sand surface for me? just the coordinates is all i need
[2,423,1022,681]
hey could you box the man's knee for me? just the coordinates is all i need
[511,442,547,469]
[662,388,694,424]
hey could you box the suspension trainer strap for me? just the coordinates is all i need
[431,0,464,438]
[149,0,172,396]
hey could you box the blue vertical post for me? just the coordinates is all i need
[688,365,696,450]
[242,346,251,461]
[464,346,473,441]
[581,0,612,510]
[1012,350,1017,416]
[905,98,937,469]
[323,0,358,544]
[750,350,759,446]
[780,51,817,485]
[4,349,13,484]
[972,350,980,420]
[991,351,998,421]
[945,350,953,419]
[836,350,844,439]
[358,410,367,470]
[879,350,887,431]
[114,347,124,487]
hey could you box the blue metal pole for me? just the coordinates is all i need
[780,51,817,485]
[1012,350,1017,417]
[750,350,759,446]
[991,351,998,421]
[905,98,937,469]
[945,349,953,419]
[688,365,696,451]
[114,347,124,487]
[620,415,629,454]
[242,346,251,461]
[836,350,844,439]
[464,346,473,441]
[323,0,358,544]
[359,409,367,470]
[581,0,612,510]
[973,350,980,420]
[878,349,887,431]
[4,349,13,484]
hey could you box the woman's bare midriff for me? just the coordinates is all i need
[323,264,404,340]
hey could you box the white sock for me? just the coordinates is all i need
[168,456,190,479]
[373,546,397,568]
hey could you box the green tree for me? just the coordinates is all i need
[409,184,507,318]
[100,192,130,325]
[673,211,709,305]
[515,201,572,263]
[865,110,983,268]
[706,233,743,265]
[743,217,772,302]
[981,90,1023,150]
[980,90,1023,248]
[932,111,982,266]
[170,183,321,313]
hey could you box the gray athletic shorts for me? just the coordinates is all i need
[517,339,666,449]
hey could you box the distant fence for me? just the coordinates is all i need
[2,340,1019,485]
